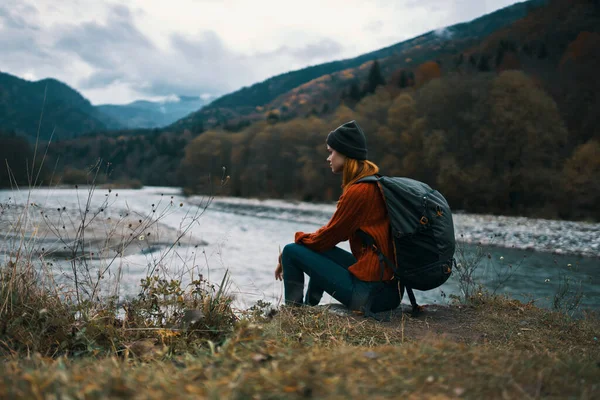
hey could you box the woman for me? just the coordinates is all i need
[274,120,400,314]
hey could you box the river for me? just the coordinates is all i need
[1,186,598,312]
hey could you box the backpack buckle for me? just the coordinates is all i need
[420,216,428,225]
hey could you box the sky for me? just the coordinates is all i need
[0,0,521,105]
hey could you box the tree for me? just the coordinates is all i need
[477,54,492,72]
[365,60,385,94]
[349,81,362,101]
[0,132,46,188]
[389,69,414,89]
[455,53,464,69]
[558,31,600,146]
[417,74,492,167]
[266,110,280,124]
[496,52,521,72]
[482,71,568,212]
[399,71,409,88]
[415,61,441,87]
[179,130,233,195]
[561,140,600,219]
[387,93,417,134]
[469,54,477,66]
[376,126,403,177]
[355,87,393,141]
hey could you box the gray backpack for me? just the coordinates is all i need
[356,175,456,315]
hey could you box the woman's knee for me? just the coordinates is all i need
[282,243,304,263]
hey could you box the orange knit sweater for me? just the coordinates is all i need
[295,182,395,282]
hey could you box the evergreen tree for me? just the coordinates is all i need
[366,60,385,94]
[0,132,47,187]
[477,54,492,72]
[399,71,408,88]
[349,81,362,101]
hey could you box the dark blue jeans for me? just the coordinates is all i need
[281,243,400,313]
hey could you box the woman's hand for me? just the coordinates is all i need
[275,248,283,281]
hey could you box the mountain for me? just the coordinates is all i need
[97,96,211,129]
[168,0,548,132]
[0,72,213,139]
[0,72,122,141]
[261,0,600,122]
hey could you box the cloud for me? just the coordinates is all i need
[50,4,345,102]
[78,70,124,89]
[0,2,64,77]
[287,39,344,62]
[54,6,154,70]
[434,27,454,40]
[1,2,344,103]
[364,20,384,34]
[49,5,235,99]
[0,2,39,30]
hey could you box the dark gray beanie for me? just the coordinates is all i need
[326,120,368,160]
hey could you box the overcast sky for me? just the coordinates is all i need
[0,0,521,105]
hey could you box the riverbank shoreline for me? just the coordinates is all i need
[207,196,600,259]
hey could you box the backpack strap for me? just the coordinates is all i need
[355,175,380,184]
[356,229,390,281]
[357,229,421,316]
[404,286,421,316]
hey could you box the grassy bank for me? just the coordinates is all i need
[1,289,598,399]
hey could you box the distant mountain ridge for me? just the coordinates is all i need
[0,72,121,140]
[97,96,211,129]
[0,71,215,139]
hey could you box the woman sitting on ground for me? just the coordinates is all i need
[275,120,400,313]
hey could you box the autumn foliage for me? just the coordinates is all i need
[177,69,597,220]
[560,31,600,67]
[415,61,442,87]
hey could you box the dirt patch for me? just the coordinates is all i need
[324,303,483,344]
[319,297,599,354]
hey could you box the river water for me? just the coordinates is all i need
[1,186,598,312]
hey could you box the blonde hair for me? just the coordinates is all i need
[342,158,380,191]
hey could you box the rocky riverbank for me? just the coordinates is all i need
[453,213,600,258]
[208,197,600,258]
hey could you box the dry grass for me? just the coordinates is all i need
[1,296,598,399]
[0,260,237,358]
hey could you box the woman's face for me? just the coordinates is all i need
[327,145,345,174]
